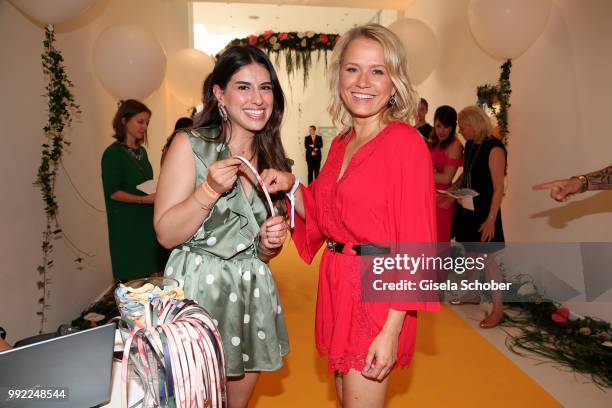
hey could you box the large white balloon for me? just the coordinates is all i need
[468,0,552,60]
[388,18,439,85]
[10,0,95,25]
[166,49,215,106]
[92,24,166,100]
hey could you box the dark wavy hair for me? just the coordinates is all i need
[111,99,151,145]
[193,45,291,216]
[429,105,457,150]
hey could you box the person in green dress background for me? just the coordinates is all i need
[154,46,293,407]
[101,99,163,282]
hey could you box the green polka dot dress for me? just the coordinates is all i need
[164,127,289,376]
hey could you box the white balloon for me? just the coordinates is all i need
[388,18,439,85]
[10,0,95,25]
[92,24,166,100]
[167,49,215,106]
[468,0,552,60]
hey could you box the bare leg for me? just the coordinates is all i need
[340,368,390,408]
[227,372,259,408]
[480,255,504,328]
[335,371,344,406]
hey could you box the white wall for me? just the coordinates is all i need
[0,0,190,342]
[404,0,612,320]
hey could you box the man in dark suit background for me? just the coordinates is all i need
[304,125,323,184]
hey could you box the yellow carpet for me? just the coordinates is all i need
[250,243,560,407]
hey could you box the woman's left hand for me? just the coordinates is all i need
[259,215,288,251]
[362,330,398,381]
[479,218,495,242]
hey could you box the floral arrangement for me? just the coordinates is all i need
[451,254,612,388]
[477,59,512,145]
[504,291,612,388]
[225,30,340,86]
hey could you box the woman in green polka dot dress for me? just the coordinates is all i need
[154,46,292,407]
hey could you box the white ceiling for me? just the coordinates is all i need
[192,2,398,36]
[192,2,400,54]
[191,0,414,10]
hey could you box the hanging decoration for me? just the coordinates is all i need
[92,24,166,100]
[477,59,512,144]
[9,0,96,25]
[34,25,81,333]
[468,0,552,60]
[225,30,340,87]
[388,18,439,85]
[167,48,215,106]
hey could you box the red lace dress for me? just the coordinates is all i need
[292,121,440,373]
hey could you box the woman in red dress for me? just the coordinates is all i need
[429,105,463,242]
[263,24,438,406]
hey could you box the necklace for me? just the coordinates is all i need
[120,143,143,161]
[463,141,483,189]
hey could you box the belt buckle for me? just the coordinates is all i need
[326,240,336,252]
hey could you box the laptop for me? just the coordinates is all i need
[0,323,116,408]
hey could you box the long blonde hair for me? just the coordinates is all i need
[327,23,419,129]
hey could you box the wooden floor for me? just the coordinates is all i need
[249,243,560,407]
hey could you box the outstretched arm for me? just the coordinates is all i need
[584,165,612,190]
[533,164,612,202]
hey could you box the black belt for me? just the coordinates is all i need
[326,240,390,256]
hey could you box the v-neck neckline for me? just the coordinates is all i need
[335,122,392,183]
[238,177,256,202]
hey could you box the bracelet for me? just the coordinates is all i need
[193,190,216,211]
[574,175,588,193]
[201,180,221,200]
[285,175,300,228]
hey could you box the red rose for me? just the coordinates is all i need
[279,32,289,41]
[263,30,273,40]
[552,307,570,324]
[320,34,329,44]
[248,35,258,45]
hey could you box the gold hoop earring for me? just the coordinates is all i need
[218,105,229,122]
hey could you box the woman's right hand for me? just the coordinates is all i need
[206,158,243,195]
[260,169,295,194]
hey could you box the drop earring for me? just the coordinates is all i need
[218,104,229,122]
[389,94,397,106]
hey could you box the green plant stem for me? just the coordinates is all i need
[34,24,80,333]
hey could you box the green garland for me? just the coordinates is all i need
[226,30,340,87]
[477,59,512,144]
[33,25,80,333]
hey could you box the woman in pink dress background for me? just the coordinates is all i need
[428,105,463,242]
[262,24,438,406]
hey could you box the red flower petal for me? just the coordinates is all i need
[551,307,570,324]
